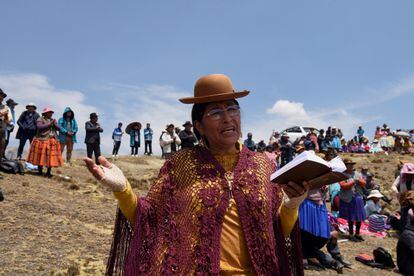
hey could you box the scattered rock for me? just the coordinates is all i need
[69,183,80,190]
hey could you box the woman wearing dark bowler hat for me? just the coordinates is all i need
[84,74,308,275]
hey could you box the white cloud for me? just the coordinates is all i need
[266,100,307,117]
[246,99,380,144]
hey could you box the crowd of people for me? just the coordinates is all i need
[241,124,414,171]
[0,87,201,178]
[241,130,414,273]
[1,73,414,275]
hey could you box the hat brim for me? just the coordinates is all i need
[0,92,7,98]
[26,105,37,110]
[179,90,250,104]
[368,194,383,199]
[126,122,142,134]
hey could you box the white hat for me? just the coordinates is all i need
[367,190,384,199]
[26,102,37,110]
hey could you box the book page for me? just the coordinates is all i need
[328,156,346,173]
[271,150,329,181]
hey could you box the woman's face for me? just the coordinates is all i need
[167,126,174,134]
[44,112,53,119]
[195,100,241,151]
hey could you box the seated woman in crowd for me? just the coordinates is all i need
[403,137,414,153]
[364,190,387,232]
[392,165,414,232]
[397,191,414,275]
[370,139,384,154]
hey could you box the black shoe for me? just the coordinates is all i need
[348,235,359,242]
[307,259,326,270]
[331,260,344,274]
[354,234,364,241]
[336,256,352,268]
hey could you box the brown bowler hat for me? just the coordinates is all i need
[343,158,356,165]
[179,74,249,104]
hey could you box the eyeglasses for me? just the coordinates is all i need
[205,105,240,121]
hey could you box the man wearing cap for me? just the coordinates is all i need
[0,89,13,160]
[16,103,40,159]
[85,113,103,164]
[179,121,197,149]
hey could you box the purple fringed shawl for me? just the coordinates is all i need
[106,145,303,275]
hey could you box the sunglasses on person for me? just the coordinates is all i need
[205,105,240,121]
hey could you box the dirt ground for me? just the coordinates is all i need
[1,152,413,275]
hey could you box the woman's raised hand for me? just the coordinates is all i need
[83,156,127,192]
[281,181,309,209]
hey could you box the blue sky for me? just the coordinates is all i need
[1,1,414,155]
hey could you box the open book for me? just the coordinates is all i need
[271,151,348,190]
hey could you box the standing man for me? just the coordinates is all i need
[0,89,13,160]
[4,98,18,158]
[179,121,197,149]
[357,125,365,143]
[280,134,293,167]
[244,132,256,151]
[112,122,123,159]
[143,123,153,155]
[85,113,103,165]
[16,103,39,160]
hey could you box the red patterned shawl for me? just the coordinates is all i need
[106,145,303,275]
